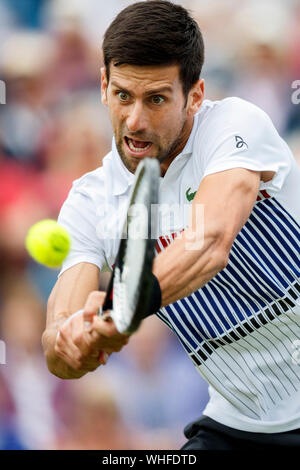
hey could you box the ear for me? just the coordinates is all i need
[101,67,108,106]
[186,79,205,116]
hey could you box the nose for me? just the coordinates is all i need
[126,100,148,133]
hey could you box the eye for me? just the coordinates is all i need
[151,95,164,105]
[118,91,130,102]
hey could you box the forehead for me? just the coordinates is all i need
[108,63,182,93]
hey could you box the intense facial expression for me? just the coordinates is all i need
[101,64,204,174]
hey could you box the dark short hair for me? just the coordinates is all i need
[102,0,204,98]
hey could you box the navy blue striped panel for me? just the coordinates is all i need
[157,197,300,360]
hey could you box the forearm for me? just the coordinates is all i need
[153,228,227,306]
[43,263,101,379]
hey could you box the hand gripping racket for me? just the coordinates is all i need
[99,157,160,334]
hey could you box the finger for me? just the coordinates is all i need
[57,316,110,370]
[98,351,110,365]
[91,314,125,338]
[59,311,91,354]
[58,319,96,364]
[84,291,106,316]
[55,334,83,369]
[84,310,112,332]
[68,312,111,361]
[83,291,107,330]
[56,332,104,371]
[91,330,130,353]
[70,313,94,356]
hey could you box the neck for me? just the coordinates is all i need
[160,116,194,176]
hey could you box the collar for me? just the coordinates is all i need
[180,111,199,156]
[111,112,199,196]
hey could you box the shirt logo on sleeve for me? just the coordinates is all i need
[235,135,248,149]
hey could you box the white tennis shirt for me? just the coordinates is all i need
[58,97,300,433]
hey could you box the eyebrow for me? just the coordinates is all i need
[111,81,173,96]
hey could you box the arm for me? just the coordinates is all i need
[42,262,129,379]
[153,168,261,306]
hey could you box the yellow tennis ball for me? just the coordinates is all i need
[25,219,71,268]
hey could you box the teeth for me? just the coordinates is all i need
[127,138,151,152]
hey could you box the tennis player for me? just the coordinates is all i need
[43,1,300,449]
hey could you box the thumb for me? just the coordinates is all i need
[83,310,98,322]
[83,310,97,331]
[83,291,107,330]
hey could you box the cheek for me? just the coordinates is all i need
[158,106,185,136]
[108,103,125,129]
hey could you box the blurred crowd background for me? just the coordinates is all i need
[0,0,300,450]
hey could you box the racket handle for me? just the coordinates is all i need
[101,271,114,311]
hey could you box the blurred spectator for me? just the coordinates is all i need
[0,1,15,44]
[99,316,209,448]
[47,27,100,97]
[287,1,300,78]
[0,0,49,29]
[0,276,66,449]
[0,144,41,285]
[227,1,292,134]
[39,93,112,188]
[55,375,138,450]
[0,372,26,449]
[0,32,55,163]
[43,0,133,43]
[231,39,290,134]
[0,159,49,264]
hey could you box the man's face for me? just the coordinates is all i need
[101,63,203,173]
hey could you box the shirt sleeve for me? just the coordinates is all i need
[57,181,106,277]
[199,98,292,194]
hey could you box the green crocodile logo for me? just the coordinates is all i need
[186,187,196,202]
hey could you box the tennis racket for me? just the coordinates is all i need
[99,157,160,334]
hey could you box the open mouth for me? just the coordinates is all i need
[124,136,153,155]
